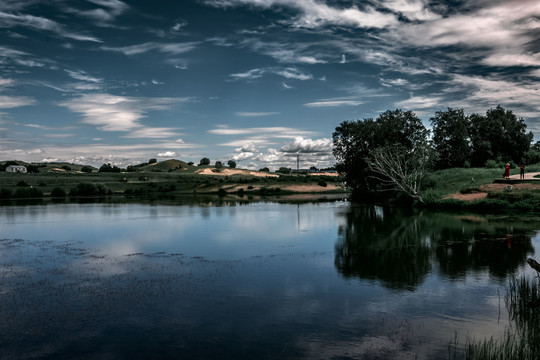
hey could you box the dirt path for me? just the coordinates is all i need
[445,172,540,201]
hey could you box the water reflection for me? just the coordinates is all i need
[1,201,540,359]
[335,205,536,290]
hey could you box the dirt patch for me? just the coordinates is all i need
[196,168,279,177]
[445,182,540,201]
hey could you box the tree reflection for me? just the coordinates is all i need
[335,205,536,290]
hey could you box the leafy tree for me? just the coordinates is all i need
[80,165,93,173]
[199,157,210,166]
[227,160,236,168]
[469,106,533,166]
[276,167,291,174]
[430,107,470,169]
[149,158,157,164]
[525,141,540,164]
[98,163,121,173]
[61,165,71,171]
[26,164,40,173]
[187,162,194,166]
[215,161,224,169]
[259,167,270,172]
[333,109,429,195]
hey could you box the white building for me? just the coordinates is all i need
[6,165,27,173]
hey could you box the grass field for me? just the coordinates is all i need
[0,160,346,202]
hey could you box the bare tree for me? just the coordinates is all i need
[366,144,432,203]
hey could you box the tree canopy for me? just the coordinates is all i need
[333,109,429,195]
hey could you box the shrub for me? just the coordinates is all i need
[61,165,71,171]
[80,166,93,173]
[218,188,227,196]
[485,159,498,169]
[51,187,66,197]
[70,183,109,196]
[0,188,12,199]
[14,187,43,198]
[317,180,328,187]
[16,180,29,187]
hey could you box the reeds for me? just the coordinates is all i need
[453,275,540,360]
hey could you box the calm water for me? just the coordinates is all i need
[1,200,539,359]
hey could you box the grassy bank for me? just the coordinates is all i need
[0,163,346,203]
[421,166,540,213]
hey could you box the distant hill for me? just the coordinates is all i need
[137,159,195,172]
[0,160,97,173]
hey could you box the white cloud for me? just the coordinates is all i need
[395,95,443,110]
[58,93,191,132]
[123,127,182,139]
[0,95,37,108]
[304,99,363,107]
[230,67,312,81]
[235,111,279,117]
[205,0,397,28]
[280,137,333,154]
[157,151,176,157]
[102,42,198,56]
[65,69,102,83]
[0,11,102,42]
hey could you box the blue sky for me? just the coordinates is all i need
[1,0,540,170]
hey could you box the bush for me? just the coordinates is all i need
[14,187,43,198]
[317,180,328,187]
[51,187,66,197]
[80,166,93,173]
[70,183,109,196]
[0,188,12,199]
[218,188,227,196]
[485,159,499,169]
[16,180,29,187]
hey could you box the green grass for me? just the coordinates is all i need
[419,165,540,213]
[0,165,346,201]
[453,275,540,360]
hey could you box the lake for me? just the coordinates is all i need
[1,199,539,359]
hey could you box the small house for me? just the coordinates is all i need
[6,165,27,173]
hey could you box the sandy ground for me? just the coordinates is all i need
[446,172,540,201]
[196,168,340,178]
[196,168,279,177]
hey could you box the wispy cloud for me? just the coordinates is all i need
[58,93,192,132]
[235,112,279,117]
[204,0,397,29]
[65,69,102,83]
[67,0,129,25]
[0,95,37,108]
[304,99,363,107]
[230,67,312,81]
[0,11,102,42]
[102,42,198,56]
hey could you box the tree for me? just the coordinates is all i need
[469,106,533,166]
[149,158,157,164]
[98,163,121,173]
[227,160,236,168]
[430,108,470,169]
[215,161,223,169]
[80,165,93,173]
[366,143,433,203]
[276,167,291,174]
[333,109,429,195]
[198,158,210,166]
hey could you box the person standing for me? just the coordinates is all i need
[520,164,525,179]
[503,163,511,179]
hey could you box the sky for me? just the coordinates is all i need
[1,0,540,170]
